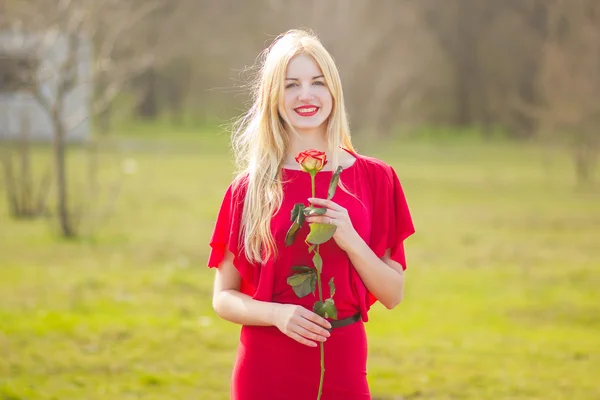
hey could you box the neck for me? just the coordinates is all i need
[285,124,329,165]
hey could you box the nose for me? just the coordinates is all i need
[298,84,313,102]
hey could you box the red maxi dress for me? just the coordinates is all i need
[207,148,415,400]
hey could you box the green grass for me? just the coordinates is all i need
[0,126,599,399]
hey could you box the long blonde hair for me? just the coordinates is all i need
[232,29,355,264]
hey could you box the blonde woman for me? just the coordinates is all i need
[207,29,415,400]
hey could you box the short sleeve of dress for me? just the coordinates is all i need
[207,176,256,296]
[369,164,415,270]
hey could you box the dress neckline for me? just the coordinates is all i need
[281,147,360,173]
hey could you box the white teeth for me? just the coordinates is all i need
[297,107,317,113]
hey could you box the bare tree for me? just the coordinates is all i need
[414,0,512,134]
[4,0,595,188]
[512,0,600,184]
[0,107,52,218]
[3,0,169,236]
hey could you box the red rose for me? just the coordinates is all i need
[294,149,328,175]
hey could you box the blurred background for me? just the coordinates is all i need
[0,1,599,399]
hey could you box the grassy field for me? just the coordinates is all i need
[1,125,599,399]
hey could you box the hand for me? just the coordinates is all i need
[305,197,361,252]
[271,304,332,347]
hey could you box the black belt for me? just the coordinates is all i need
[327,312,361,332]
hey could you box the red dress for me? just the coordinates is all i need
[207,148,415,400]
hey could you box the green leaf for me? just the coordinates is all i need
[328,277,336,298]
[287,270,317,298]
[291,265,313,273]
[290,203,305,222]
[296,206,306,226]
[323,298,338,320]
[284,221,300,247]
[313,298,338,320]
[313,301,324,316]
[327,166,343,200]
[312,252,323,274]
[303,206,327,216]
[285,203,310,247]
[308,244,316,253]
[306,223,336,245]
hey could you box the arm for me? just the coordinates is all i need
[345,243,405,309]
[212,249,279,326]
[211,249,332,346]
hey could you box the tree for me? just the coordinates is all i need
[4,0,169,236]
[515,0,600,183]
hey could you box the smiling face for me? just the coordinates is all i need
[279,53,333,134]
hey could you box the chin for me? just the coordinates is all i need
[290,119,327,132]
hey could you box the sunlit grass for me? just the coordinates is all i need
[0,126,599,399]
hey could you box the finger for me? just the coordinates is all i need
[306,216,337,225]
[288,331,318,347]
[301,309,332,330]
[312,209,342,218]
[295,324,328,343]
[308,198,344,212]
[307,209,342,221]
[297,317,331,339]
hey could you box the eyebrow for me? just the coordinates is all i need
[285,75,324,80]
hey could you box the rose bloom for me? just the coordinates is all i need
[295,149,328,174]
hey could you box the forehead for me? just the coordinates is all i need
[286,54,323,77]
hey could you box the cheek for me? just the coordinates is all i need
[319,89,333,107]
[283,90,296,114]
[284,92,297,111]
[280,92,294,118]
[319,91,333,114]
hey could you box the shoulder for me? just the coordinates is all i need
[231,172,249,192]
[356,153,398,185]
[357,154,392,170]
[222,172,250,203]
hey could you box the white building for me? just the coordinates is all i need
[0,30,91,142]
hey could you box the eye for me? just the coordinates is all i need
[285,82,298,89]
[313,81,326,86]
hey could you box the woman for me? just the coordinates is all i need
[207,29,415,400]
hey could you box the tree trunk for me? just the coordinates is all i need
[513,1,547,139]
[19,110,33,215]
[0,110,49,218]
[1,150,20,216]
[455,62,472,126]
[98,103,112,134]
[53,114,75,237]
[136,67,159,119]
[575,152,592,184]
[96,71,112,135]
[453,0,476,127]
[574,132,598,185]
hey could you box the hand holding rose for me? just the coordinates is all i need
[271,303,332,348]
[305,197,361,253]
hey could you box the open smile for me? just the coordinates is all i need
[294,106,320,117]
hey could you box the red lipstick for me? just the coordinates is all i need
[294,105,319,117]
